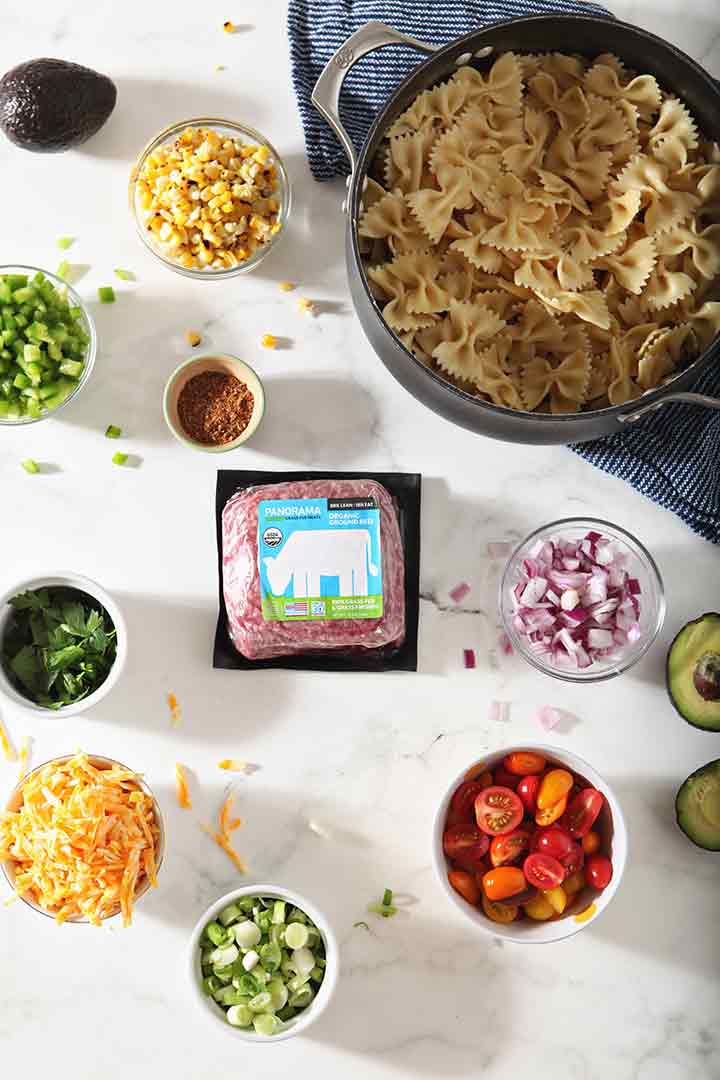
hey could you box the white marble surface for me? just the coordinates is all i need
[1,1,720,1077]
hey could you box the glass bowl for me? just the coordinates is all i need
[0,265,97,426]
[499,517,665,683]
[1,754,165,923]
[129,117,291,279]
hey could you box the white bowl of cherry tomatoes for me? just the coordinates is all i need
[432,744,627,943]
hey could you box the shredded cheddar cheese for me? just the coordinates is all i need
[202,792,246,873]
[217,759,256,773]
[0,715,16,762]
[168,691,181,727]
[0,753,160,926]
[175,763,191,809]
[16,736,30,781]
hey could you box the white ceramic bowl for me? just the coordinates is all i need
[432,744,628,944]
[188,884,339,1042]
[0,573,127,715]
[163,353,265,452]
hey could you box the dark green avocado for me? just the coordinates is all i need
[0,58,116,152]
[666,613,720,732]
[676,759,720,851]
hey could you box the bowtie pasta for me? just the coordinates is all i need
[358,52,720,414]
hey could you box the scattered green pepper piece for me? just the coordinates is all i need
[105,424,122,439]
[56,237,74,250]
[98,286,115,304]
[21,459,39,474]
[56,260,71,281]
[112,451,128,466]
[113,269,134,281]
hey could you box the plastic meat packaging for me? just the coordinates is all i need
[214,471,421,671]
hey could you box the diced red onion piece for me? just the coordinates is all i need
[627,622,642,643]
[463,648,476,669]
[627,578,642,595]
[449,581,470,604]
[489,699,510,723]
[520,577,548,606]
[587,628,614,649]
[537,705,561,730]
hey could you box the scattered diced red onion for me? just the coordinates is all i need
[489,699,510,723]
[463,648,476,669]
[536,705,579,731]
[449,581,470,604]
[508,530,643,671]
[498,631,513,656]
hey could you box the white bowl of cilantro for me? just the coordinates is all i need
[188,885,339,1041]
[0,573,127,714]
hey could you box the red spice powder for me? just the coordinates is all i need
[177,370,254,445]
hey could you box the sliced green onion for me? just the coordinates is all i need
[204,921,227,947]
[98,286,115,304]
[56,237,74,250]
[113,268,135,281]
[234,920,262,949]
[271,900,286,925]
[285,922,309,950]
[248,991,272,1014]
[218,902,242,927]
[252,1014,279,1036]
[368,901,398,918]
[382,888,393,907]
[227,1004,253,1028]
[56,260,71,281]
[112,452,128,466]
[105,424,122,439]
[353,921,370,931]
[21,459,39,474]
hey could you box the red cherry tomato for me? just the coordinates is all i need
[492,766,519,790]
[447,780,491,826]
[523,852,566,890]
[475,786,524,836]
[535,794,567,827]
[504,751,546,776]
[517,774,541,815]
[448,869,480,905]
[489,827,531,868]
[442,824,490,870]
[482,866,527,901]
[585,854,613,890]
[562,842,585,877]
[582,830,601,855]
[534,825,575,863]
[563,788,604,838]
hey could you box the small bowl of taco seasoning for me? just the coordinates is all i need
[163,354,265,451]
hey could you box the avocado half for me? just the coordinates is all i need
[666,613,720,732]
[676,759,720,851]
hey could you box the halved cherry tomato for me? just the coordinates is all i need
[563,788,604,838]
[535,794,567,827]
[562,842,585,877]
[524,892,555,920]
[533,825,575,863]
[537,768,574,810]
[517,774,541,815]
[447,779,492,826]
[482,894,518,924]
[563,869,585,896]
[492,766,519,790]
[475,786,524,836]
[482,866,527,901]
[582,830,601,855]
[585,854,613,890]
[504,751,546,776]
[523,852,565,890]
[443,824,490,870]
[489,827,530,867]
[448,869,480,905]
[544,885,567,914]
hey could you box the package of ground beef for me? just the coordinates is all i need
[214,471,421,671]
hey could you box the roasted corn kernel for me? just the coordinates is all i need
[261,334,278,349]
[185,330,202,347]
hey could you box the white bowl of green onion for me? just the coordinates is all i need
[0,265,97,425]
[188,885,339,1041]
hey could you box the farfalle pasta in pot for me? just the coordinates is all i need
[359,51,720,414]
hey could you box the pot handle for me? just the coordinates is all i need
[311,20,439,191]
[618,391,720,424]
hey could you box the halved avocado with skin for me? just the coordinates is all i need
[666,613,720,732]
[676,760,720,851]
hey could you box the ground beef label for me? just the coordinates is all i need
[257,496,384,621]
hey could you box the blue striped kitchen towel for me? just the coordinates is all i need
[288,0,720,544]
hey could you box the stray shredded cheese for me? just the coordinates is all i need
[202,792,246,872]
[0,752,160,926]
[279,281,295,292]
[0,715,16,762]
[167,691,181,727]
[175,763,191,809]
[217,759,257,774]
[17,736,30,781]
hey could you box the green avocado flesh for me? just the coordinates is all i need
[676,760,720,851]
[667,614,720,732]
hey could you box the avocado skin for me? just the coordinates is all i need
[0,58,116,152]
[675,759,720,851]
[666,613,720,732]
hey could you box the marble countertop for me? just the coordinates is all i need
[1,1,719,1077]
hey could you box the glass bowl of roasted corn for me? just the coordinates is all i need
[129,118,291,279]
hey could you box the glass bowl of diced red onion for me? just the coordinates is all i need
[500,518,665,683]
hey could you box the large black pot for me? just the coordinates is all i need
[312,16,720,444]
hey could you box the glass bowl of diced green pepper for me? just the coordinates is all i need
[0,265,97,425]
[188,885,339,1041]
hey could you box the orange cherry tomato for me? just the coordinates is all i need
[482,894,518,924]
[482,866,527,901]
[537,769,574,811]
[504,751,546,776]
[448,869,480,905]
[535,794,567,827]
[489,828,531,868]
[582,830,601,855]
